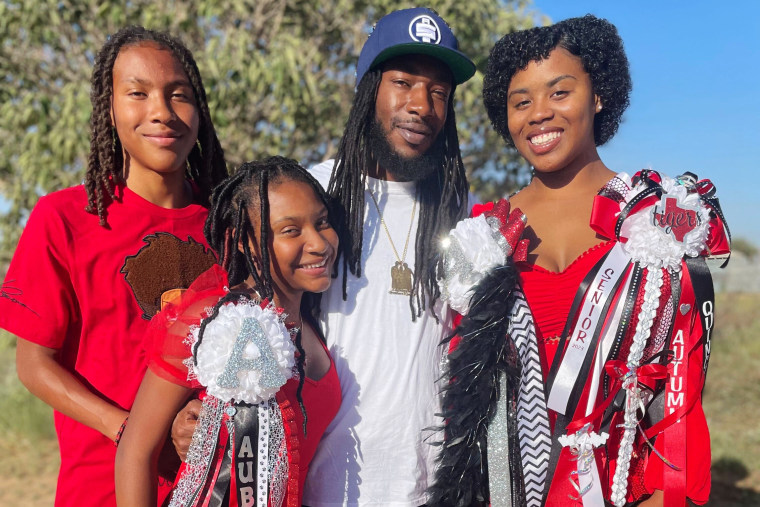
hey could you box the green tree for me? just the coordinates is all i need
[0,0,540,266]
[731,237,758,259]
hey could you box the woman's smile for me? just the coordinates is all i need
[507,47,600,175]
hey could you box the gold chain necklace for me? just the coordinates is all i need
[368,187,416,296]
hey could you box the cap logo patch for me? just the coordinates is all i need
[408,15,441,44]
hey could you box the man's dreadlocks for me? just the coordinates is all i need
[85,26,227,226]
[327,67,469,319]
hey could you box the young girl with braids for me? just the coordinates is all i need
[430,15,731,507]
[115,157,342,507]
[0,27,226,506]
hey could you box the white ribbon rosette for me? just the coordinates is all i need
[438,199,527,315]
[439,214,509,314]
[620,174,711,272]
[186,298,296,404]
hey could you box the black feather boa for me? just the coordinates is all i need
[428,262,525,506]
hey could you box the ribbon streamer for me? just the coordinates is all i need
[488,373,512,506]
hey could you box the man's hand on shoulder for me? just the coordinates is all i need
[172,398,201,461]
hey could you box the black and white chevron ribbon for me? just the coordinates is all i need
[508,290,551,507]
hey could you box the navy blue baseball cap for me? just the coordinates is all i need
[356,8,476,87]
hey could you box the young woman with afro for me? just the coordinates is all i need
[430,14,730,507]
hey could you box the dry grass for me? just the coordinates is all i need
[0,330,58,506]
[704,293,760,505]
[0,438,58,506]
[0,294,758,505]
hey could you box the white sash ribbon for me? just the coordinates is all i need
[548,243,630,414]
[585,273,633,416]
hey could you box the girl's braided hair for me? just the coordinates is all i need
[199,156,334,431]
[86,25,227,225]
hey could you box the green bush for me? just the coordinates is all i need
[0,330,56,441]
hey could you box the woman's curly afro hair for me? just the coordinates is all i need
[483,14,631,147]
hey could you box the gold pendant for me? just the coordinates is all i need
[390,261,413,296]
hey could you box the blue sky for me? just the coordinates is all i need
[531,0,759,242]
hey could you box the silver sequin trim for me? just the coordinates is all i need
[267,401,288,507]
[169,395,225,506]
[488,373,512,506]
[257,401,270,507]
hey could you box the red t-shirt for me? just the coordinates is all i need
[0,184,215,506]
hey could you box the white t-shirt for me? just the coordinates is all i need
[302,160,452,506]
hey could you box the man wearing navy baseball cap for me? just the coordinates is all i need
[304,7,476,506]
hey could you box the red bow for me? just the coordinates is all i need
[590,172,731,261]
[566,359,668,433]
[473,199,529,262]
[604,359,669,385]
[695,178,731,258]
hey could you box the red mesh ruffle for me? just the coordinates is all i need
[146,264,229,387]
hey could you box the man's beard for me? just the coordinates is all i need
[368,119,446,182]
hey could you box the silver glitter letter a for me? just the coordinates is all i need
[216,318,287,390]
